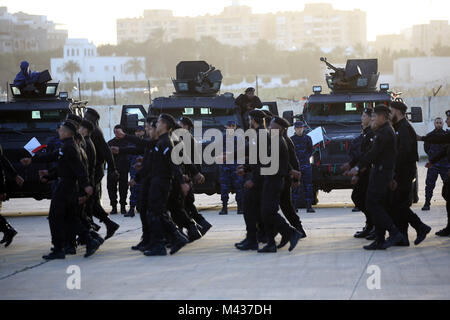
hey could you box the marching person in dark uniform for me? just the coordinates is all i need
[235,87,263,129]
[83,108,120,240]
[342,108,375,238]
[176,117,211,235]
[257,117,302,253]
[107,125,131,215]
[219,120,244,215]
[279,118,307,238]
[21,121,101,259]
[388,101,431,246]
[291,121,315,213]
[418,110,450,237]
[142,114,190,256]
[348,105,405,250]
[235,110,267,251]
[422,117,450,211]
[0,144,24,247]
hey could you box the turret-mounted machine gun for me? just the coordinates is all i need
[320,57,379,93]
[172,61,223,96]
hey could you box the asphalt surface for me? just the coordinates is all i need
[0,163,449,300]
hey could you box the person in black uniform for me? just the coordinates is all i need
[0,144,24,247]
[177,117,212,235]
[21,121,101,259]
[418,110,450,237]
[257,116,302,253]
[348,105,405,250]
[278,117,307,238]
[342,108,375,238]
[388,101,431,246]
[235,110,267,251]
[107,125,131,215]
[235,87,263,129]
[422,117,450,211]
[143,114,191,256]
[83,108,120,240]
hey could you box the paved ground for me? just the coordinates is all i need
[0,163,449,300]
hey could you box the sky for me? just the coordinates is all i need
[2,0,450,45]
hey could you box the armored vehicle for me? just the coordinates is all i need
[0,81,87,200]
[284,58,422,205]
[120,61,278,195]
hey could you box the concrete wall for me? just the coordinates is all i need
[394,57,450,85]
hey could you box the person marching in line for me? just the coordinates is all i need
[257,116,303,253]
[83,108,120,240]
[219,120,244,215]
[175,117,211,235]
[21,121,101,259]
[418,110,450,237]
[291,121,315,213]
[276,116,307,239]
[342,108,375,239]
[348,105,406,250]
[0,144,24,247]
[422,117,450,211]
[235,110,268,251]
[388,101,431,246]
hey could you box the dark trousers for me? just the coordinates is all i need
[390,165,424,235]
[425,164,450,204]
[92,181,109,223]
[292,164,314,208]
[146,177,178,247]
[137,177,151,242]
[48,179,89,251]
[261,175,293,245]
[351,172,372,226]
[168,181,194,229]
[280,176,303,230]
[107,170,129,207]
[0,214,11,233]
[219,164,243,205]
[365,168,399,240]
[242,177,263,242]
[184,190,206,224]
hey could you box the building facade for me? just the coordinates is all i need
[116,4,367,51]
[0,6,68,54]
[411,20,450,55]
[51,39,146,83]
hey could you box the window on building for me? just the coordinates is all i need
[67,49,70,56]
[105,66,109,71]
[76,49,79,56]
[113,66,116,72]
[71,48,74,55]
[90,66,95,72]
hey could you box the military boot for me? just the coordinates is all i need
[125,206,135,217]
[197,219,212,236]
[120,204,127,215]
[110,205,118,215]
[103,218,120,240]
[1,224,18,248]
[219,202,228,215]
[187,223,202,242]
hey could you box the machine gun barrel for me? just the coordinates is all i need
[320,57,339,72]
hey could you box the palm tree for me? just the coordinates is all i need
[62,60,81,82]
[124,58,144,81]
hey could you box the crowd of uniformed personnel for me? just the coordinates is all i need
[1,89,450,256]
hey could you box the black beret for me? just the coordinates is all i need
[85,108,100,120]
[80,119,94,133]
[446,110,450,117]
[67,113,82,124]
[179,116,194,129]
[136,125,145,131]
[249,110,266,120]
[374,104,391,115]
[272,116,290,129]
[159,113,176,130]
[390,101,408,113]
[62,120,77,134]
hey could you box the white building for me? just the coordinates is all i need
[51,39,146,83]
[394,57,450,86]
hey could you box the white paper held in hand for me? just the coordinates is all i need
[307,127,324,146]
[24,137,41,156]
